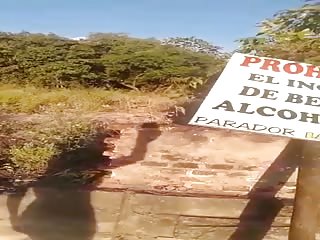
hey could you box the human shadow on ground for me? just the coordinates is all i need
[6,130,112,240]
[227,139,303,240]
[6,122,161,240]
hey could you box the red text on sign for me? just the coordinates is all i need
[240,56,320,79]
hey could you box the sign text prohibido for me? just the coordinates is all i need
[189,53,320,141]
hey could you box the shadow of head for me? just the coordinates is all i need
[137,122,162,142]
[141,122,160,129]
[169,72,221,125]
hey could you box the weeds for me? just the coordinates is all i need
[0,84,182,114]
[9,143,58,174]
[0,84,184,185]
[0,118,111,179]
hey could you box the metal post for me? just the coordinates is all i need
[289,140,320,240]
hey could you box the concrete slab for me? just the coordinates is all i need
[0,189,298,240]
[102,125,299,199]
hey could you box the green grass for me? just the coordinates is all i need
[0,84,184,114]
[0,118,111,178]
[9,143,58,174]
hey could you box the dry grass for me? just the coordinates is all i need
[0,84,187,181]
[0,84,184,115]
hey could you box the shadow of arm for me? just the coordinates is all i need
[6,188,27,232]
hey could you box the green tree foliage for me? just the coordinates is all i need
[0,32,225,92]
[238,1,319,65]
[161,36,223,56]
[259,1,319,35]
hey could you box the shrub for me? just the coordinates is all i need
[0,118,110,178]
[0,32,226,92]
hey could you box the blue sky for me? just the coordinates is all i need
[1,0,304,51]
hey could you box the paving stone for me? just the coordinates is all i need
[129,194,293,219]
[116,213,177,238]
[179,215,291,228]
[174,225,289,240]
[0,189,300,240]
[103,124,292,198]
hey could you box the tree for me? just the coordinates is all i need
[259,1,319,35]
[237,1,319,65]
[0,32,226,92]
[161,36,223,56]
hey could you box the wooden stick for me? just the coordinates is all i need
[289,140,320,240]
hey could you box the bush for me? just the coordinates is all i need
[9,143,57,174]
[0,118,110,178]
[0,32,226,92]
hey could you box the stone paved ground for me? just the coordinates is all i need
[0,188,296,240]
[0,112,307,239]
[101,123,299,200]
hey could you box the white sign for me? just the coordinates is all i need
[188,53,320,141]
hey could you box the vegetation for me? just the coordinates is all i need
[238,0,319,65]
[0,118,111,183]
[0,32,225,93]
[161,36,224,56]
[0,1,319,185]
[0,84,179,114]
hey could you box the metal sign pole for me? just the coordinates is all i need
[289,141,320,240]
